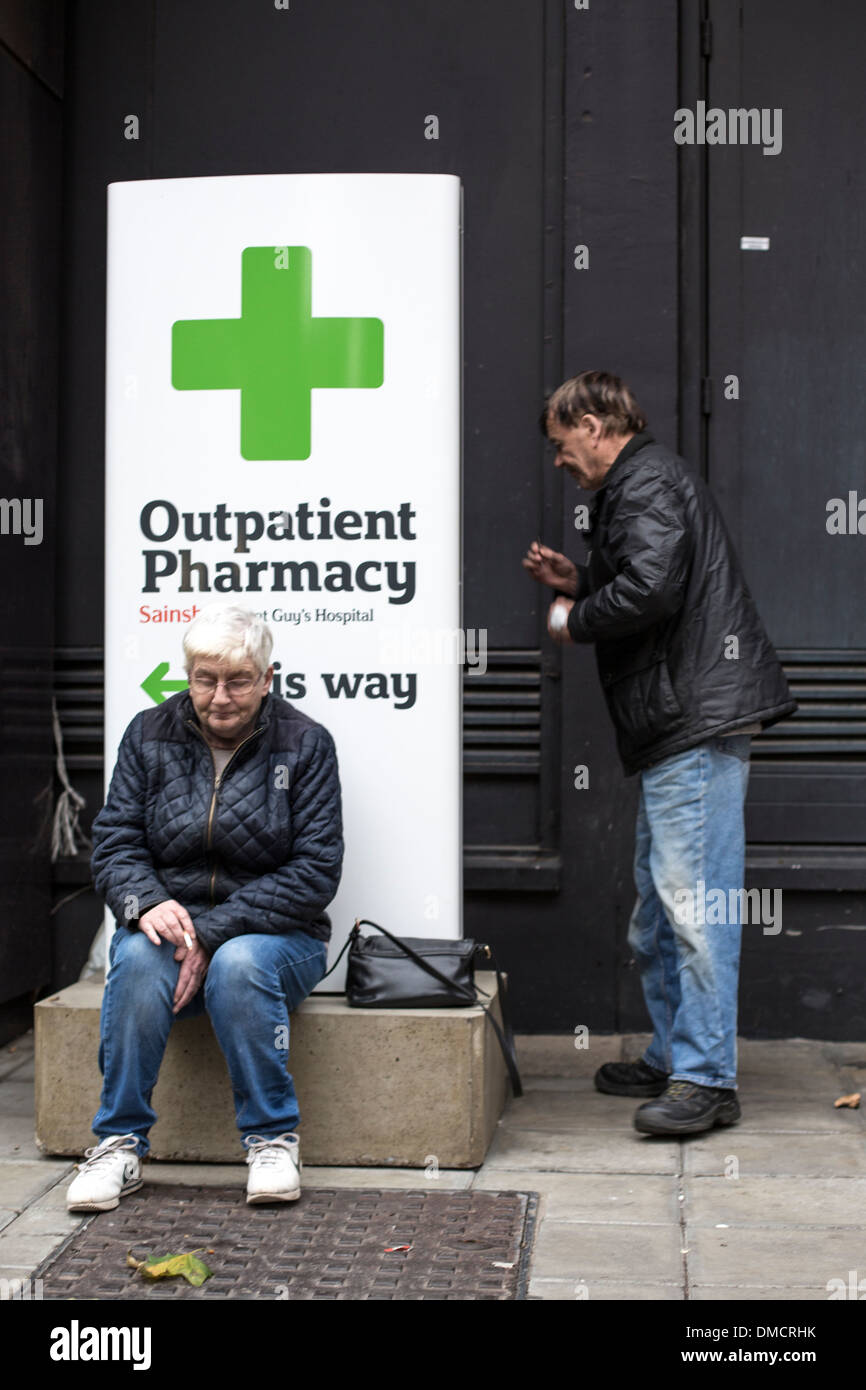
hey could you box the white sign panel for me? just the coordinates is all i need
[104,174,462,983]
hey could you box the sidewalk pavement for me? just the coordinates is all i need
[1,1028,864,1300]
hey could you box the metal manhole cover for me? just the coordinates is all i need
[36,1186,538,1300]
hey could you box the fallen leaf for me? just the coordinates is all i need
[834,1092,861,1109]
[126,1248,212,1286]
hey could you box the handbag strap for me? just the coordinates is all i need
[331,919,523,1098]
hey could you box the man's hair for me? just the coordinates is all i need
[182,604,273,674]
[539,370,648,438]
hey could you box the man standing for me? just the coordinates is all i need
[524,370,796,1135]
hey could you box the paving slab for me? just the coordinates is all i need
[521,1076,609,1092]
[531,1218,684,1283]
[731,1094,864,1132]
[6,1059,34,1083]
[736,1076,852,1104]
[499,1087,648,1132]
[0,1231,71,1271]
[3,1205,84,1238]
[0,1117,41,1160]
[689,1284,836,1300]
[484,1127,681,1174]
[0,1035,34,1084]
[0,1267,40,1291]
[300,1166,475,1190]
[27,1175,79,1211]
[0,1161,74,1210]
[687,1225,866,1289]
[143,1162,247,1187]
[736,1037,840,1067]
[513,1034,623,1078]
[0,1082,36,1118]
[682,1130,866,1179]
[823,1043,866,1066]
[686,1175,866,1228]
[473,1169,680,1224]
[530,1277,683,1300]
[142,1161,476,1192]
[735,1042,843,1093]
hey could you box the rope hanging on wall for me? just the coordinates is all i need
[50,698,92,861]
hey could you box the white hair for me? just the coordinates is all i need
[182,604,273,674]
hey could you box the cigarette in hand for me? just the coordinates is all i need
[183,931,193,949]
[549,602,569,634]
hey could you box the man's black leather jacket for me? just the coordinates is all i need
[565,431,797,774]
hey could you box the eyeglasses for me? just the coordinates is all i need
[190,673,262,696]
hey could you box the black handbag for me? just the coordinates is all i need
[321,918,522,1096]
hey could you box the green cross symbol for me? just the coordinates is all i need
[171,246,384,460]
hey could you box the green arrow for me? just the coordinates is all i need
[172,245,384,460]
[142,662,188,706]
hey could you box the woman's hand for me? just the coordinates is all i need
[172,938,210,1013]
[137,899,196,950]
[522,541,579,595]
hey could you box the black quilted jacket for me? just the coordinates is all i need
[565,431,797,775]
[90,689,343,953]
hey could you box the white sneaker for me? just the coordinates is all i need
[245,1132,301,1204]
[66,1134,143,1212]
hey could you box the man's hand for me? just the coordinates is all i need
[547,596,575,644]
[172,937,210,1014]
[522,541,579,595]
[137,899,196,950]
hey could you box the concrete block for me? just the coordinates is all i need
[34,974,508,1168]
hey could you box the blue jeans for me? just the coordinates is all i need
[93,927,329,1156]
[626,735,751,1090]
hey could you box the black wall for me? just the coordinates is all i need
[10,0,866,1039]
[0,0,64,1039]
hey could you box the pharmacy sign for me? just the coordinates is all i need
[104,174,462,979]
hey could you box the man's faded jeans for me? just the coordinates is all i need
[627,734,752,1090]
[93,926,329,1156]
